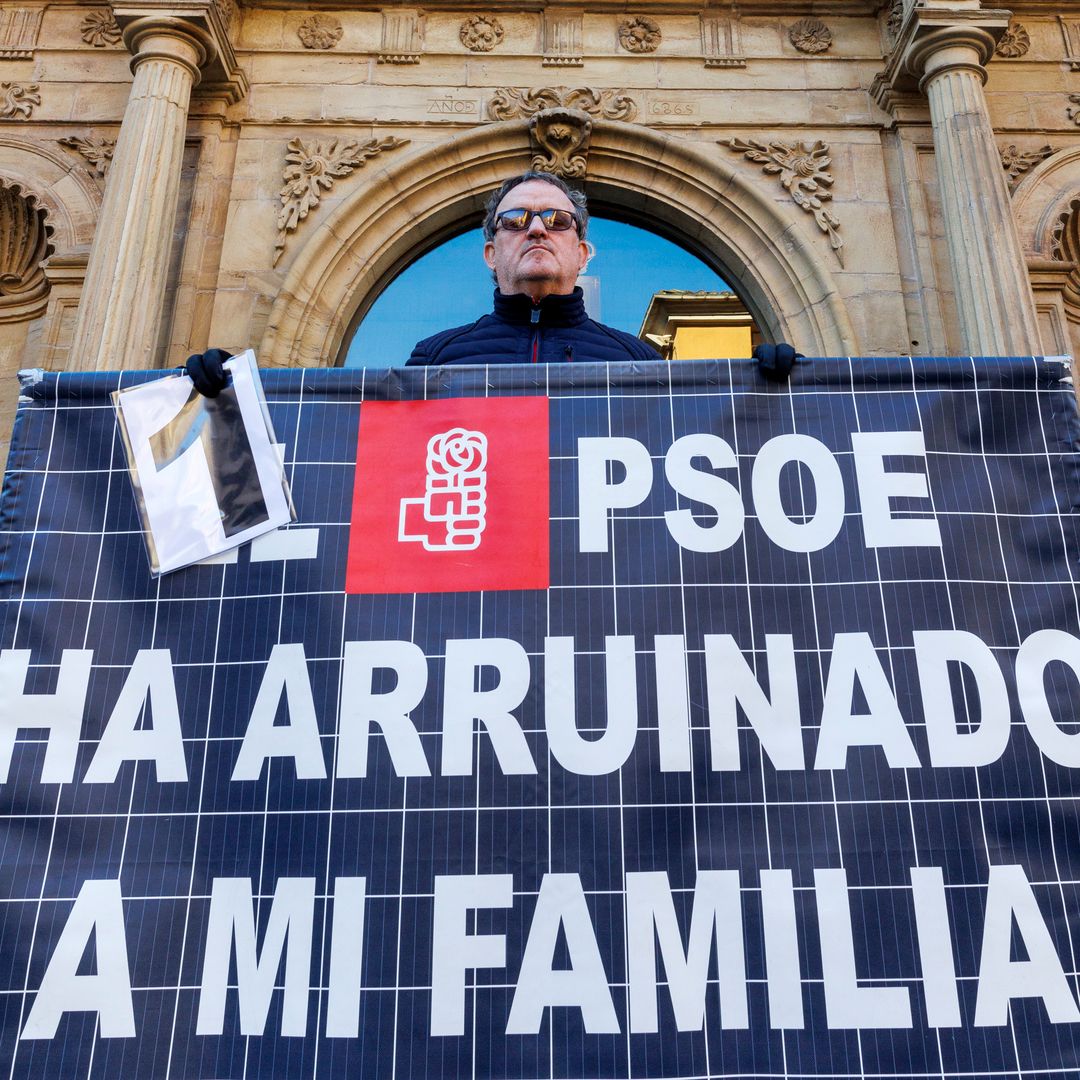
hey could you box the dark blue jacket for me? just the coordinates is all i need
[406,288,662,366]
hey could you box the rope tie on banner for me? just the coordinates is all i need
[753,342,804,382]
[184,348,234,397]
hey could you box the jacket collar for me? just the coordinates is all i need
[493,287,589,327]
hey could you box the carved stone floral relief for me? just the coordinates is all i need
[1069,94,1080,126]
[789,18,833,54]
[274,136,409,266]
[995,23,1030,58]
[59,135,116,179]
[488,86,638,122]
[297,15,343,50]
[0,180,52,313]
[79,8,121,47]
[529,109,592,179]
[0,83,40,120]
[722,138,844,265]
[459,15,504,53]
[618,16,661,54]
[999,144,1056,190]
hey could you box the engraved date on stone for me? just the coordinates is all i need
[650,100,697,116]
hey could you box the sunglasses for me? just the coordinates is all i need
[495,207,580,233]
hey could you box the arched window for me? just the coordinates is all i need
[342,217,759,366]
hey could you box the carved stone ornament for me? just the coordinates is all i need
[378,10,422,64]
[529,109,592,179]
[1000,144,1056,190]
[59,135,116,179]
[789,17,833,54]
[460,15,504,53]
[79,8,121,47]
[1051,197,1080,310]
[213,0,237,35]
[297,14,343,50]
[886,0,904,46]
[542,11,581,66]
[274,135,409,266]
[0,180,52,313]
[0,82,40,120]
[995,23,1030,58]
[1069,94,1080,127]
[722,138,844,265]
[0,8,45,60]
[618,15,661,54]
[488,86,638,123]
[701,11,745,68]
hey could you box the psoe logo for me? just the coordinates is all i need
[347,397,549,595]
[398,428,488,551]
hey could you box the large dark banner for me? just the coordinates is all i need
[2,357,1080,1079]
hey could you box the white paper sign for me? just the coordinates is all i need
[114,350,294,575]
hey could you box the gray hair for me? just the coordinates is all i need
[482,171,589,241]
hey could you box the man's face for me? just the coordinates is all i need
[484,179,590,300]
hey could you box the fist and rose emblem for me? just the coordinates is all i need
[398,427,489,551]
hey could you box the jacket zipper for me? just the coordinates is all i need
[530,305,540,363]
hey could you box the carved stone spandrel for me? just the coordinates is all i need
[618,16,661,55]
[298,14,342,51]
[59,135,116,179]
[789,17,832,55]
[80,8,121,47]
[722,137,844,266]
[274,135,409,266]
[0,83,40,120]
[459,15,503,53]
[995,23,1030,58]
[529,109,592,179]
[488,86,638,123]
[1000,144,1056,191]
[0,8,43,59]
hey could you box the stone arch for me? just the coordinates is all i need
[260,120,858,367]
[1011,147,1080,353]
[0,135,103,254]
[1012,147,1080,253]
[1049,196,1080,311]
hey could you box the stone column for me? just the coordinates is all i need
[69,2,245,372]
[873,6,1043,356]
[69,18,210,371]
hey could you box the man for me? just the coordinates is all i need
[406,171,661,366]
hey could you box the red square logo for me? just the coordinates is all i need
[346,397,550,594]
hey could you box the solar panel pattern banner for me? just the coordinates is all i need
[2,357,1080,1080]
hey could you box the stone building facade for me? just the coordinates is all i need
[1,0,1079,458]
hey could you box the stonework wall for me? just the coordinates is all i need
[2,0,1080,459]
